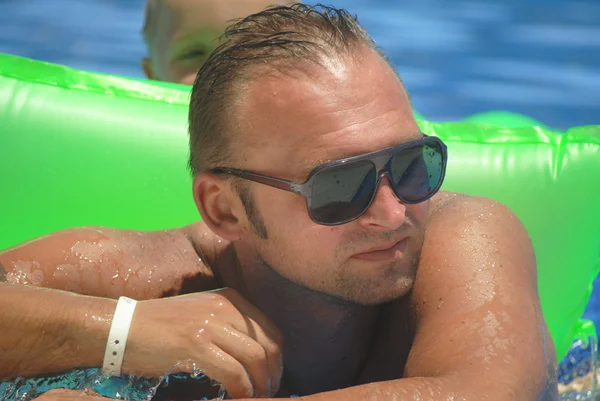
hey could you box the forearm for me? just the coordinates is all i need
[243,374,556,401]
[0,283,116,380]
[234,377,466,401]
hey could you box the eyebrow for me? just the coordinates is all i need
[298,133,425,179]
[299,157,332,179]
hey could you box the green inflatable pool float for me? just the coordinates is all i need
[0,53,599,362]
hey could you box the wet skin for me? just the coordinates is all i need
[0,192,558,400]
[0,48,558,400]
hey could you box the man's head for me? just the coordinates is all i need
[191,4,440,306]
[142,0,295,85]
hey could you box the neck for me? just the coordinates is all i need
[214,242,381,395]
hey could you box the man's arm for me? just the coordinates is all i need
[0,225,216,299]
[0,224,219,381]
[0,283,116,380]
[402,194,557,400]
[232,195,558,401]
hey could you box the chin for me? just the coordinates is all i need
[339,258,419,306]
[340,276,416,306]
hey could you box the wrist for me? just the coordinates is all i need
[67,294,118,368]
[102,296,138,376]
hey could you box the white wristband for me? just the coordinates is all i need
[102,296,138,376]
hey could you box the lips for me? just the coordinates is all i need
[360,237,407,253]
[351,237,408,262]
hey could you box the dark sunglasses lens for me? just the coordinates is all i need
[310,161,376,224]
[390,141,444,202]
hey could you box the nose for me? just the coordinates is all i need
[357,176,406,231]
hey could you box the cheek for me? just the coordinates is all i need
[260,188,308,226]
[168,64,198,86]
[178,73,198,86]
[409,202,430,226]
[163,57,201,85]
[260,192,341,263]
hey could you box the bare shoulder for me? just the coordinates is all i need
[428,190,505,219]
[401,191,557,399]
[0,222,223,300]
[427,191,529,244]
[420,190,539,307]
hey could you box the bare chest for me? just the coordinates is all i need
[279,301,414,397]
[356,300,414,385]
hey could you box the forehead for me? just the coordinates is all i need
[149,0,291,45]
[233,50,421,180]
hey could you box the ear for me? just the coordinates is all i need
[141,57,156,80]
[193,173,246,241]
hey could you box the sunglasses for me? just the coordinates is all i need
[210,136,448,226]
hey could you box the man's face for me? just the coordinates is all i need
[228,50,430,306]
[143,0,293,85]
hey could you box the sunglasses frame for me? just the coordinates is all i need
[210,135,448,226]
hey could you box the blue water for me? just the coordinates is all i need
[1,0,599,398]
[1,0,599,130]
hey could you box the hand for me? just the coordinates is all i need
[123,288,283,399]
[31,389,108,400]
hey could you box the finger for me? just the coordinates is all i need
[216,289,284,394]
[228,313,283,396]
[243,314,283,396]
[214,326,273,398]
[35,389,109,400]
[192,344,255,399]
[218,288,284,344]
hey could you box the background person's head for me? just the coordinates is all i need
[190,4,430,306]
[141,0,296,85]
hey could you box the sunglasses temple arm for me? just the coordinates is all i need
[219,169,303,195]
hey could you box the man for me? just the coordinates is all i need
[141,0,295,85]
[0,4,558,401]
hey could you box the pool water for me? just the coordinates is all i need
[0,338,596,401]
[1,0,599,130]
[1,0,599,399]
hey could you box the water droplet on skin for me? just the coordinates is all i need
[112,273,119,279]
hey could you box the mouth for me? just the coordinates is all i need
[351,237,408,262]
